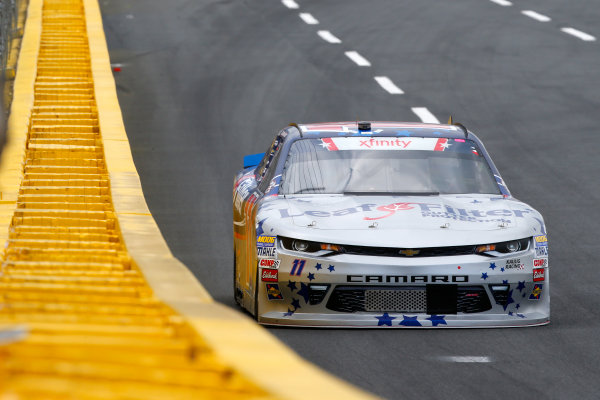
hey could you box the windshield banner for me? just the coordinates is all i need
[321,137,450,151]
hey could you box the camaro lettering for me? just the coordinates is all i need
[347,275,469,283]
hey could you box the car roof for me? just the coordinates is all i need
[293,121,470,140]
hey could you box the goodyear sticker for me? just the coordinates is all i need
[529,284,543,300]
[266,283,283,300]
[534,235,548,247]
[257,235,276,248]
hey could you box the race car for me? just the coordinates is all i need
[233,121,549,327]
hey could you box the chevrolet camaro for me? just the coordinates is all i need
[233,121,549,327]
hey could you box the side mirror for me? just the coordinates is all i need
[243,152,265,169]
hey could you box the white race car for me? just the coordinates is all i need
[233,121,549,327]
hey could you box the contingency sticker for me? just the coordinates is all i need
[261,268,278,282]
[529,284,543,300]
[257,247,277,258]
[266,283,283,300]
[534,235,548,247]
[259,258,280,269]
[257,235,276,248]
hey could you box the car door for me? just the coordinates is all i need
[236,132,285,307]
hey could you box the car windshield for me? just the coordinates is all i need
[279,137,501,195]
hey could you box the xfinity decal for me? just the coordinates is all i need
[347,275,469,283]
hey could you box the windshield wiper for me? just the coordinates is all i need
[293,187,326,194]
[343,191,440,196]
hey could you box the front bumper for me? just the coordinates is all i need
[256,247,550,328]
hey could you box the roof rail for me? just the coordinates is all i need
[447,116,468,138]
[288,122,303,137]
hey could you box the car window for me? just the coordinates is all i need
[280,137,500,195]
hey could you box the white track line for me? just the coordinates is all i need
[281,0,299,9]
[561,27,596,41]
[439,356,492,363]
[317,30,342,44]
[374,76,404,94]
[299,13,318,25]
[489,0,512,6]
[521,10,551,22]
[411,107,439,123]
[345,51,371,67]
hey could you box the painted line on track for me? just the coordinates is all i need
[318,30,342,44]
[489,0,512,6]
[282,0,299,9]
[299,12,319,25]
[561,27,596,41]
[345,51,371,67]
[374,76,404,94]
[411,107,440,123]
[439,356,493,363]
[521,10,551,22]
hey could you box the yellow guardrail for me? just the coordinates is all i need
[0,0,379,398]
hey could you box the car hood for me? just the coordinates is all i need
[258,194,545,248]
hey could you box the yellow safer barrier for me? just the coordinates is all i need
[0,0,379,399]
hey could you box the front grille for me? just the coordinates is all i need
[341,244,476,258]
[365,289,427,312]
[326,285,492,314]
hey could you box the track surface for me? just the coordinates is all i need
[100,0,600,398]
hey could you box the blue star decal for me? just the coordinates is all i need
[508,311,514,316]
[328,265,335,272]
[291,298,301,310]
[517,313,526,318]
[283,308,294,317]
[489,262,496,270]
[426,315,447,327]
[515,303,520,310]
[287,280,297,292]
[472,199,483,204]
[516,281,526,292]
[297,283,310,303]
[375,313,396,327]
[502,290,515,311]
[400,315,422,327]
[502,280,508,284]
[396,130,412,136]
[314,263,322,271]
[432,131,442,136]
[500,267,505,272]
[481,272,488,280]
[255,218,267,236]
[307,273,315,281]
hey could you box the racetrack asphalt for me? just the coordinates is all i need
[100,0,600,398]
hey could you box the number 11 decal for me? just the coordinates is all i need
[290,259,305,276]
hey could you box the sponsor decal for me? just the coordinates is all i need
[256,235,276,248]
[290,259,306,276]
[266,283,283,300]
[505,258,525,270]
[278,202,531,223]
[533,258,548,268]
[257,247,276,258]
[261,268,278,282]
[534,235,548,247]
[533,268,545,282]
[347,275,469,283]
[529,284,543,300]
[320,137,450,152]
[535,246,549,257]
[259,259,280,269]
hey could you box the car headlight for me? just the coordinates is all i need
[475,238,529,255]
[280,237,343,255]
